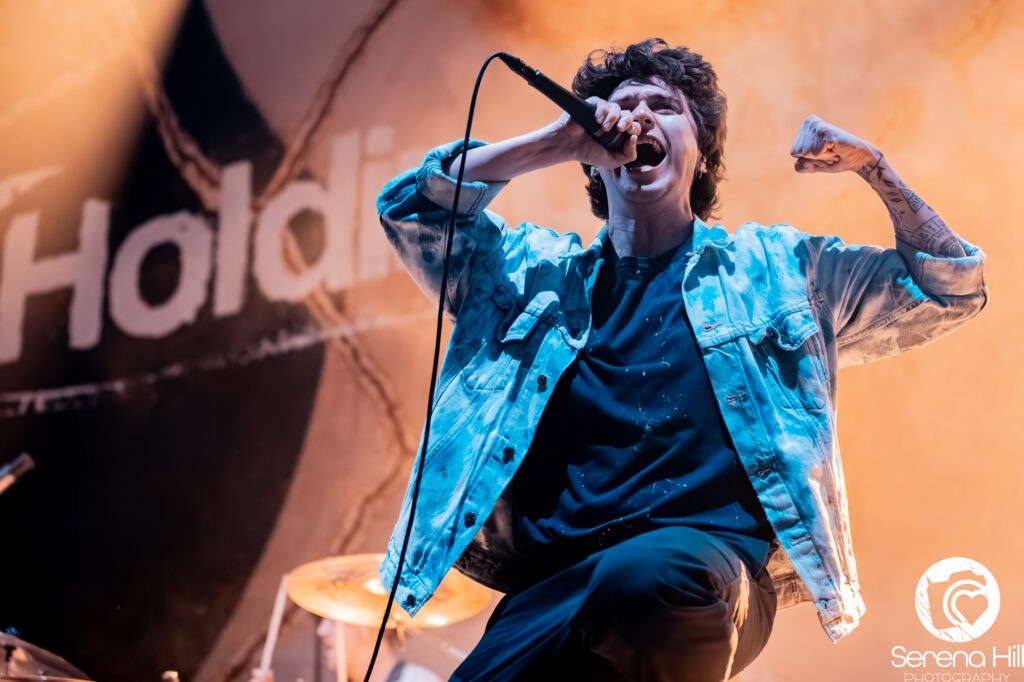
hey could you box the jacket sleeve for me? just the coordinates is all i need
[377,139,508,316]
[805,232,988,367]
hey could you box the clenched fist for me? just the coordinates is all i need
[790,115,881,174]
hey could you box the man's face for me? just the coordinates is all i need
[596,76,701,216]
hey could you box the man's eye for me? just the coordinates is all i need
[650,100,681,113]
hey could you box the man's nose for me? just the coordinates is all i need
[631,102,655,130]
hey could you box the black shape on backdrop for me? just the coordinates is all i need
[0,1,326,679]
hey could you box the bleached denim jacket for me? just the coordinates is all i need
[376,140,987,641]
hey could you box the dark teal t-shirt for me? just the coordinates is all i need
[512,238,775,576]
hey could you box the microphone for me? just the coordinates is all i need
[0,453,34,497]
[497,52,628,154]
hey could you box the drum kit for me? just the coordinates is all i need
[0,553,491,682]
[0,454,96,682]
[1,455,491,681]
[258,553,493,682]
[0,630,91,681]
[286,554,490,629]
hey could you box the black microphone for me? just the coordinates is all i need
[497,52,628,154]
[0,453,34,497]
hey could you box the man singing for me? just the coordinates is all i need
[376,38,986,681]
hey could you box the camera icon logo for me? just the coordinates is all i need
[915,557,1000,643]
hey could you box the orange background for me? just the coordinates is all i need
[247,2,1021,679]
[2,1,1021,680]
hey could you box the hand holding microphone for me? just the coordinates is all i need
[497,53,641,168]
[497,53,632,154]
[446,52,639,183]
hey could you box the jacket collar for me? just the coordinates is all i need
[692,216,733,252]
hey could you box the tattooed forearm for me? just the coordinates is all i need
[898,178,926,213]
[856,157,883,183]
[904,215,965,256]
[858,154,967,258]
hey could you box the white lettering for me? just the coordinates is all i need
[328,131,358,290]
[255,183,329,301]
[0,128,419,364]
[213,161,252,316]
[253,132,360,302]
[0,200,108,361]
[358,125,398,281]
[108,211,212,337]
[992,644,1024,666]
[892,644,989,668]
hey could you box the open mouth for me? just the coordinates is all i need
[625,137,666,170]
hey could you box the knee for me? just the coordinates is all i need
[589,550,659,617]
[581,550,737,673]
[587,542,719,620]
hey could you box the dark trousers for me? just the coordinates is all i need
[451,526,777,682]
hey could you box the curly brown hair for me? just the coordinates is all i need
[573,38,727,221]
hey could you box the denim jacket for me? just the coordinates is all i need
[376,140,987,641]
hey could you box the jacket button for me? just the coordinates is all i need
[404,594,416,607]
[502,446,515,463]
[464,511,477,527]
[537,374,548,392]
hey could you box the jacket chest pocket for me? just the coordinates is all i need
[751,307,829,412]
[454,291,553,392]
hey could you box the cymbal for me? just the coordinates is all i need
[286,554,492,629]
[0,632,90,680]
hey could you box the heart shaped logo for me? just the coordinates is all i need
[950,589,989,627]
[915,557,1000,643]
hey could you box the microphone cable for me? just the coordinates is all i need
[362,51,504,682]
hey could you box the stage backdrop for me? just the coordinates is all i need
[0,1,1021,681]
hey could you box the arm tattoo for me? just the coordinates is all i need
[898,178,926,213]
[910,215,964,255]
[861,155,967,258]
[856,158,883,183]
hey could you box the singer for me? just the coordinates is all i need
[377,38,986,681]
